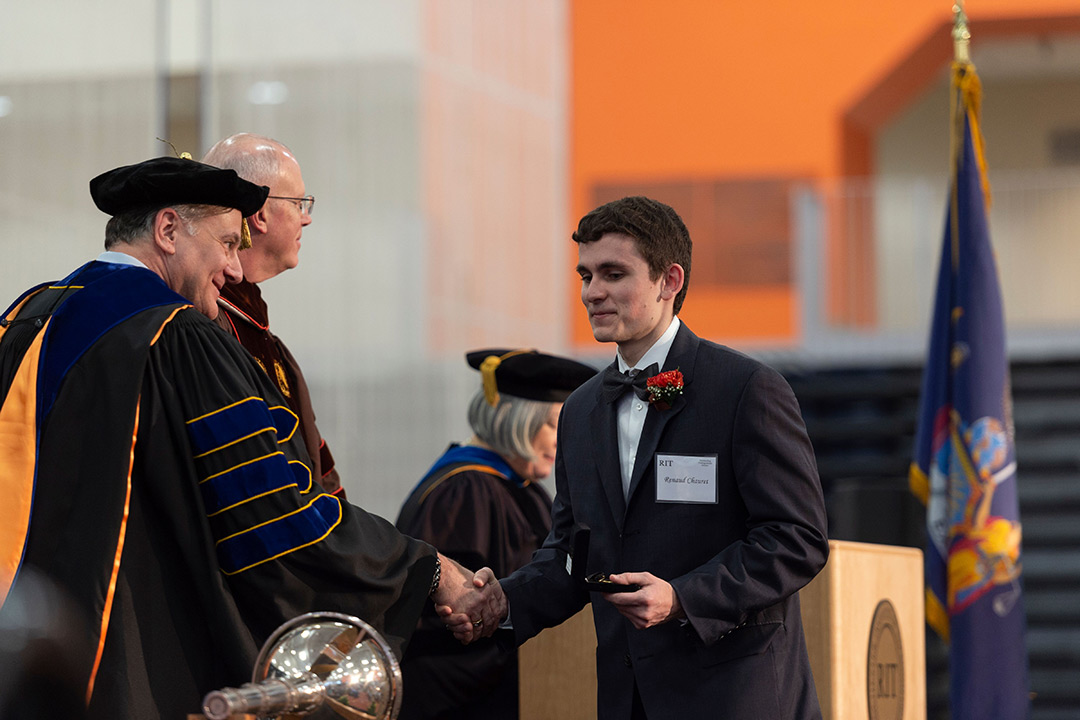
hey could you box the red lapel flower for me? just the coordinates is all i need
[645,369,684,411]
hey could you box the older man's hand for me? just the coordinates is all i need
[434,567,506,643]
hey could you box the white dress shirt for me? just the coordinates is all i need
[97,250,148,269]
[614,316,681,498]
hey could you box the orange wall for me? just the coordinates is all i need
[567,0,1080,348]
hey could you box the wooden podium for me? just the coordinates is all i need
[519,540,925,720]
[519,604,598,720]
[800,540,925,720]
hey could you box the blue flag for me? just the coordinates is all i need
[909,63,1030,719]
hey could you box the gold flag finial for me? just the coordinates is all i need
[953,2,971,64]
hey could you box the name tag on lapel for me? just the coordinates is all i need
[655,453,718,504]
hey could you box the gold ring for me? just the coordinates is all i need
[472,618,483,627]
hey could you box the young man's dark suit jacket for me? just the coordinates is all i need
[500,322,829,720]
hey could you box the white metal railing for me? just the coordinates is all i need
[789,168,1080,366]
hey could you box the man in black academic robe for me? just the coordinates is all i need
[0,157,496,720]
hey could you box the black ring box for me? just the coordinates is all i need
[571,525,640,593]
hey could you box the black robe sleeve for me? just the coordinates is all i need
[142,310,435,656]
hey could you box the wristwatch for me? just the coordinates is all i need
[429,555,441,596]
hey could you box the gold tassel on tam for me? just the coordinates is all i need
[480,356,502,407]
[479,349,534,406]
[240,218,252,250]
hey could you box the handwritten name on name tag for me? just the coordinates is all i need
[655,453,718,504]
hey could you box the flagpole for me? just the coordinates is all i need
[949,3,968,268]
[950,2,971,165]
[950,2,992,266]
[953,2,970,64]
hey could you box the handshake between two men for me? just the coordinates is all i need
[433,564,686,645]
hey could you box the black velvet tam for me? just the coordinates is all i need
[90,156,269,217]
[466,348,597,403]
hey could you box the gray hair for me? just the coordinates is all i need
[466,390,552,463]
[103,204,231,249]
[202,133,288,185]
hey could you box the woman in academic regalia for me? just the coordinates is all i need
[395,348,596,720]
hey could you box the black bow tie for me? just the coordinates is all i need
[600,363,659,404]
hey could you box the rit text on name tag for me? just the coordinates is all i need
[655,453,718,504]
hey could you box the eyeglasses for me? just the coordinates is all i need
[267,195,315,216]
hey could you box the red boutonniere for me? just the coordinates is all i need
[645,369,684,410]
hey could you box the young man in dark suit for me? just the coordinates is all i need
[452,195,829,719]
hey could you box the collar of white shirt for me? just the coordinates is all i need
[96,250,148,269]
[616,316,681,375]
